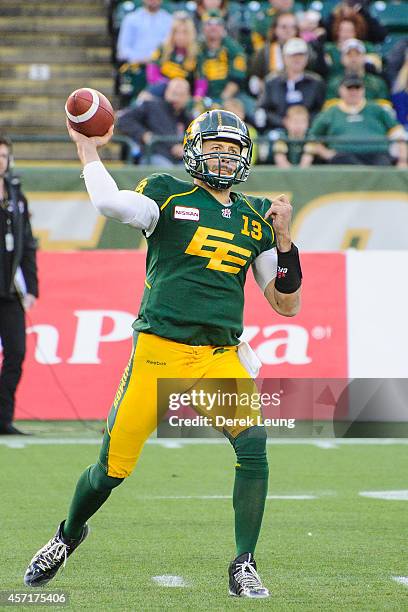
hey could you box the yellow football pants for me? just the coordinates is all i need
[99,331,260,478]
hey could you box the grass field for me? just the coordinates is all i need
[2,422,408,611]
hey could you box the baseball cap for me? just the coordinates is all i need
[202,9,224,24]
[341,38,365,54]
[283,37,308,56]
[340,73,364,88]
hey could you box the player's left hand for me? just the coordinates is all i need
[265,194,293,251]
[23,293,36,311]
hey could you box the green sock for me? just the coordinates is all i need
[63,464,123,540]
[233,471,269,556]
[232,427,269,556]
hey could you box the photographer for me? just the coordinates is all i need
[0,136,38,435]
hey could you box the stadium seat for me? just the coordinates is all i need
[167,1,195,13]
[113,0,196,30]
[370,1,408,33]
[162,1,179,13]
[112,1,141,33]
[376,31,408,55]
[308,0,341,21]
[229,1,262,17]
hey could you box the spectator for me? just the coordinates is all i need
[195,10,247,108]
[251,0,295,52]
[116,78,193,166]
[296,9,328,77]
[301,74,407,166]
[193,0,228,34]
[391,49,408,129]
[222,97,260,163]
[250,12,327,95]
[117,0,173,64]
[325,14,383,78]
[297,10,325,44]
[250,12,298,91]
[331,13,367,44]
[325,39,390,105]
[255,38,325,130]
[146,12,198,91]
[0,136,38,435]
[226,0,262,56]
[116,0,173,103]
[385,37,408,88]
[324,0,387,44]
[273,105,310,167]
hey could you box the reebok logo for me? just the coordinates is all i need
[146,359,167,366]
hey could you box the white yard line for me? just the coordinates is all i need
[0,437,102,448]
[138,494,318,500]
[1,437,408,449]
[149,438,408,446]
[392,576,408,587]
[359,490,408,501]
[151,575,188,587]
[313,441,339,449]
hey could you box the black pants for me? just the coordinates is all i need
[0,297,26,427]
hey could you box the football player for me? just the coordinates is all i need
[24,110,302,598]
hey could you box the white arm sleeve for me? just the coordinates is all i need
[83,160,159,234]
[252,247,278,292]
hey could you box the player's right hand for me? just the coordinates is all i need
[66,120,114,148]
[66,120,114,165]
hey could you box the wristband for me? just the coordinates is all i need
[274,243,302,294]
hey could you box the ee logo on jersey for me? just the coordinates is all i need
[185,226,251,274]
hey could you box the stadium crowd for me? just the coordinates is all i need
[108,0,408,166]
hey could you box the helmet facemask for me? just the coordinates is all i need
[184,125,253,190]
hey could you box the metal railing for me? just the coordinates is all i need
[11,134,136,163]
[9,133,407,164]
[142,134,407,164]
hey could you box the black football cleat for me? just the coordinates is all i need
[24,521,89,587]
[228,552,270,598]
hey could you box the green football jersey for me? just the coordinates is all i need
[196,36,247,101]
[132,173,275,346]
[309,101,399,154]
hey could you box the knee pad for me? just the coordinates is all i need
[88,463,124,493]
[232,426,268,479]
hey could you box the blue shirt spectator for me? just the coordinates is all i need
[117,0,173,64]
[391,49,408,129]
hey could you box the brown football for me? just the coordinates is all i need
[65,88,114,137]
